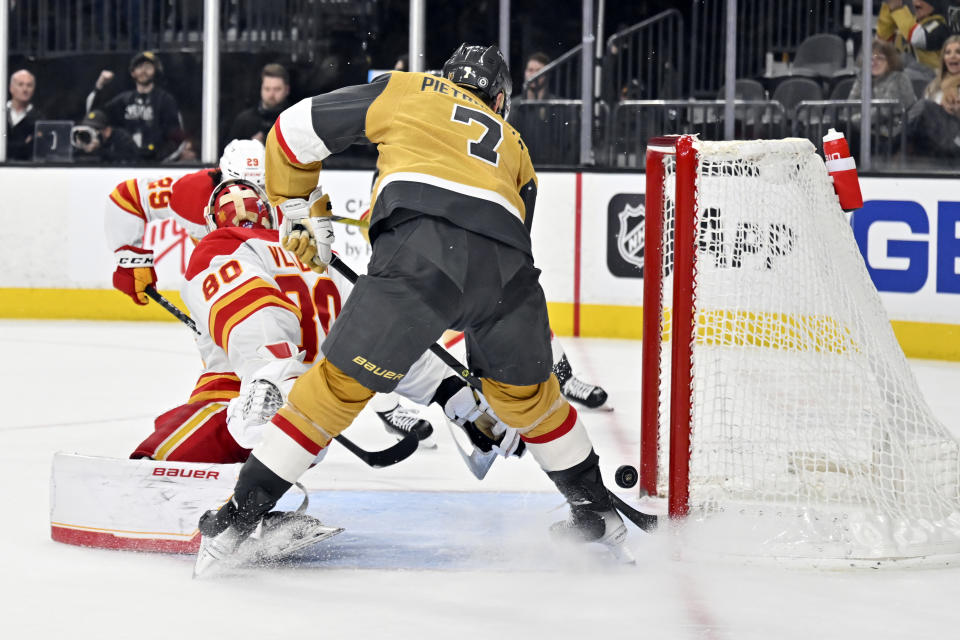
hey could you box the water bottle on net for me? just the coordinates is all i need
[822,128,863,211]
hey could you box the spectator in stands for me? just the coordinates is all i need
[878,0,950,73]
[848,40,918,110]
[522,52,552,100]
[907,34,960,155]
[86,51,186,162]
[848,40,917,149]
[6,69,43,161]
[226,63,291,144]
[394,54,409,71]
[71,109,141,164]
[510,52,581,165]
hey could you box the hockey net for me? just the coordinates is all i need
[641,135,960,565]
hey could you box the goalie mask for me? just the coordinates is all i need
[205,179,278,232]
[442,44,512,120]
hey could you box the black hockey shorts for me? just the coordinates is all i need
[321,215,553,393]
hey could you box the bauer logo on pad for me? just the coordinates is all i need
[607,193,645,278]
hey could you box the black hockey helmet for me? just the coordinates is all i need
[442,44,512,119]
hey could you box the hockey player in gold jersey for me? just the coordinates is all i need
[194,44,632,573]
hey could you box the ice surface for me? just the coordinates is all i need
[2,320,958,639]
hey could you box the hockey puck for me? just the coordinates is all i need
[614,464,638,489]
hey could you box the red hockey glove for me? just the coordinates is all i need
[113,245,157,305]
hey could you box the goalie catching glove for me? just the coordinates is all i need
[279,188,335,273]
[443,385,524,458]
[226,341,309,450]
[113,245,157,305]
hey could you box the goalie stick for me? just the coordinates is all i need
[143,285,418,469]
[444,419,497,480]
[145,286,200,335]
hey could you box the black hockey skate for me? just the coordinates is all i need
[377,404,437,449]
[547,451,633,564]
[194,481,342,577]
[553,355,611,411]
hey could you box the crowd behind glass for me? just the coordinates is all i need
[7,0,960,172]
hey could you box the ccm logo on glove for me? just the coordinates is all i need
[117,255,155,266]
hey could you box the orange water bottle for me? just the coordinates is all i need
[822,128,863,211]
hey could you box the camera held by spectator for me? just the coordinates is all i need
[71,113,105,151]
[71,109,140,163]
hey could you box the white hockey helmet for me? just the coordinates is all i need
[219,138,266,187]
[205,178,278,233]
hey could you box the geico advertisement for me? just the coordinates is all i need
[596,175,960,323]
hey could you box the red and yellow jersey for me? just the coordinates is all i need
[266,71,538,255]
[181,227,351,384]
[104,169,218,253]
[104,176,178,252]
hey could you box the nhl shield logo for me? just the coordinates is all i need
[606,193,645,278]
[617,203,645,268]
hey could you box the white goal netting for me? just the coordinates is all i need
[653,138,960,564]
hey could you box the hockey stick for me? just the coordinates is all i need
[331,215,369,229]
[608,492,658,532]
[145,286,200,335]
[335,430,419,468]
[444,419,497,479]
[143,285,417,469]
[328,255,484,391]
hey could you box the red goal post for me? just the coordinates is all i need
[642,135,695,518]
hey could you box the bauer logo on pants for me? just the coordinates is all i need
[607,193,645,278]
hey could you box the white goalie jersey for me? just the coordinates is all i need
[181,226,450,448]
[181,226,349,445]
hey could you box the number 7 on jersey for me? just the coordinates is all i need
[450,104,503,167]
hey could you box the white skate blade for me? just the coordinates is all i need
[605,541,635,564]
[192,545,220,578]
[245,512,345,564]
[193,516,344,576]
[249,522,344,563]
[600,521,635,565]
[192,527,243,578]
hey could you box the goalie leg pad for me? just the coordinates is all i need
[131,401,250,464]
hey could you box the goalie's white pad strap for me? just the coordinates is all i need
[50,453,239,553]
